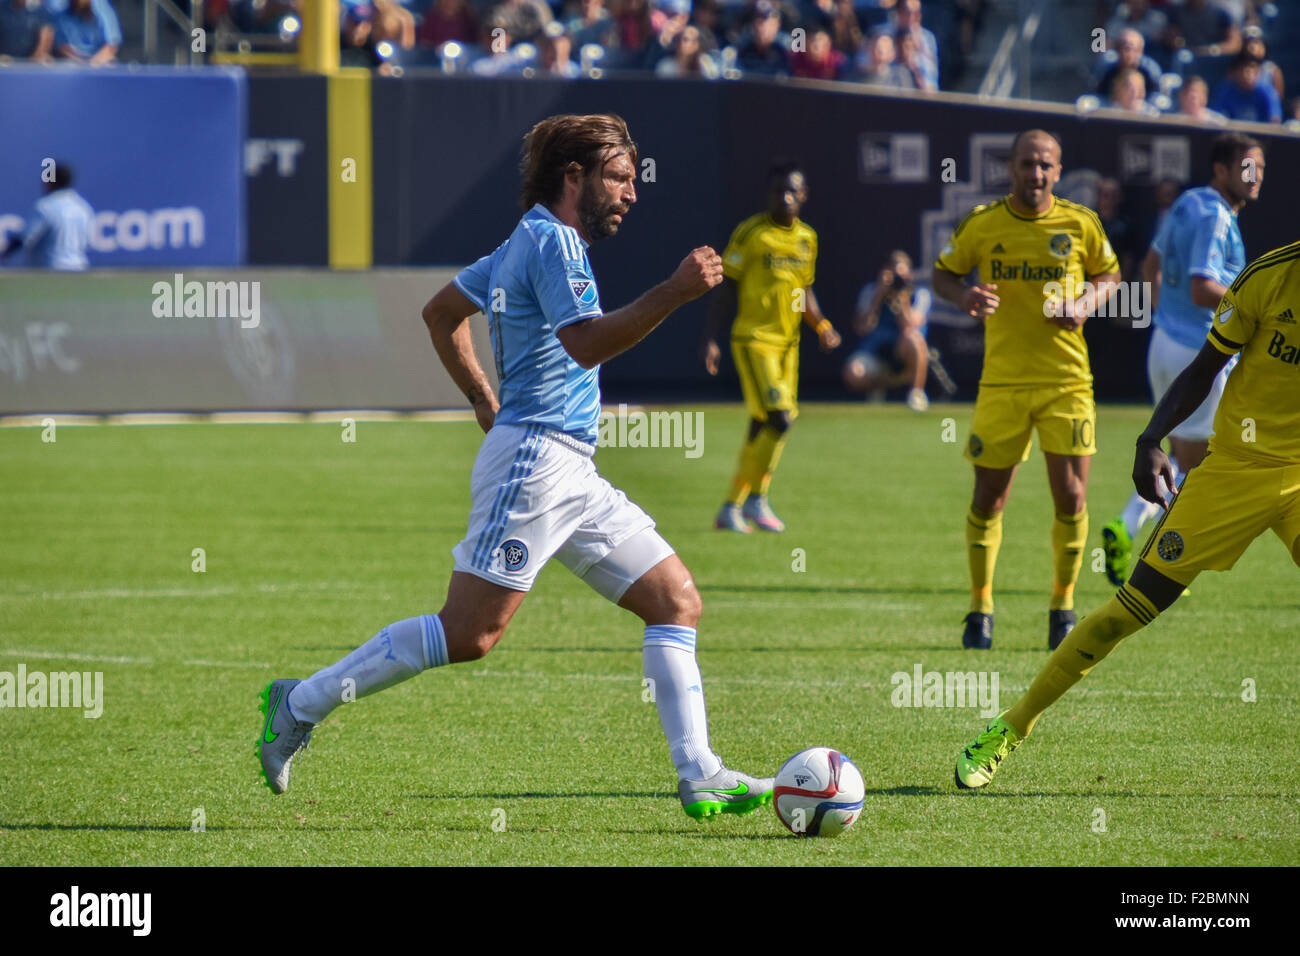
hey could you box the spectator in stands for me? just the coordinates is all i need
[471,11,521,73]
[842,249,932,413]
[372,1,415,51]
[655,22,719,76]
[1108,66,1160,114]
[645,0,689,70]
[890,0,937,89]
[829,0,861,57]
[1286,96,1300,133]
[1150,177,1182,242]
[418,0,478,48]
[610,0,652,58]
[566,0,618,50]
[537,20,580,75]
[1210,51,1282,123]
[1241,27,1282,104]
[1096,177,1135,279]
[1176,74,1228,124]
[1095,28,1161,100]
[1167,0,1241,58]
[53,0,118,63]
[789,26,844,80]
[0,0,54,61]
[1104,0,1168,52]
[491,0,553,45]
[690,0,725,52]
[894,28,934,91]
[855,31,912,88]
[1,161,93,271]
[341,0,374,49]
[736,0,787,76]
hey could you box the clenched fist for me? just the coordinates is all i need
[667,246,724,303]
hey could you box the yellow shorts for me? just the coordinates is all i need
[965,384,1096,468]
[1137,453,1300,585]
[732,338,799,423]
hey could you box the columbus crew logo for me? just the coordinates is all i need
[499,539,529,572]
[969,434,984,458]
[1049,233,1072,258]
[1157,530,1184,562]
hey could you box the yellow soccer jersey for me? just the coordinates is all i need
[934,196,1119,388]
[1207,240,1300,465]
[723,213,818,347]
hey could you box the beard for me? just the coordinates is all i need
[578,180,627,241]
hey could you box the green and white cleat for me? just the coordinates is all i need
[955,712,1024,790]
[679,766,774,819]
[1100,518,1132,587]
[257,679,314,795]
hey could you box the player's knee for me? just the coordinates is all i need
[447,626,503,663]
[843,360,867,389]
[766,411,791,435]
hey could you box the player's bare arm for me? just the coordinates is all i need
[559,246,724,369]
[422,282,499,433]
[1142,246,1162,314]
[1132,342,1231,505]
[1190,275,1229,309]
[932,267,998,318]
[1048,269,1121,330]
[801,287,840,351]
[702,276,738,375]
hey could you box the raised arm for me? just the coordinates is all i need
[559,246,723,370]
[421,282,498,433]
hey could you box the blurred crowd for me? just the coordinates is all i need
[1089,1,1299,128]
[0,0,989,88]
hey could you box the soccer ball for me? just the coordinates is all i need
[773,747,865,837]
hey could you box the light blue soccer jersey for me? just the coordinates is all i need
[1151,186,1246,350]
[453,204,604,444]
[24,188,94,271]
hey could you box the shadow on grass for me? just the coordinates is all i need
[702,584,1044,597]
[408,791,674,800]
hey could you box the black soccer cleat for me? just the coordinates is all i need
[1048,609,1077,651]
[961,612,993,650]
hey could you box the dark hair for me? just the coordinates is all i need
[1210,131,1262,172]
[519,114,637,210]
[767,158,804,188]
[1230,50,1262,71]
[45,161,75,191]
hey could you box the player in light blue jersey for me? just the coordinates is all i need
[1102,133,1264,585]
[258,114,777,820]
[1,162,93,271]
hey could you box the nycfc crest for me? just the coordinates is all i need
[499,539,529,572]
[1157,530,1184,562]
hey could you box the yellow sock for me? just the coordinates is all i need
[1004,584,1157,735]
[753,430,788,496]
[728,432,763,505]
[1050,510,1089,610]
[966,505,1003,614]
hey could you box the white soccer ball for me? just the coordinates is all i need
[773,747,865,837]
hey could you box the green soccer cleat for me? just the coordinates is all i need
[1100,518,1132,587]
[679,766,774,820]
[257,679,314,794]
[955,712,1024,790]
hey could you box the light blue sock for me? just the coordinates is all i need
[288,614,448,724]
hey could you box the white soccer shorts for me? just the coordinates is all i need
[1147,325,1233,442]
[451,422,674,599]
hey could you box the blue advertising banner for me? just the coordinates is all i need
[0,65,246,269]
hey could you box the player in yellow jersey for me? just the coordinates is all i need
[703,161,841,533]
[932,130,1121,650]
[955,240,1300,788]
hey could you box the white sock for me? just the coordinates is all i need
[1120,491,1160,540]
[643,625,722,781]
[287,614,449,724]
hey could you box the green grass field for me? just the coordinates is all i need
[2,403,1297,866]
